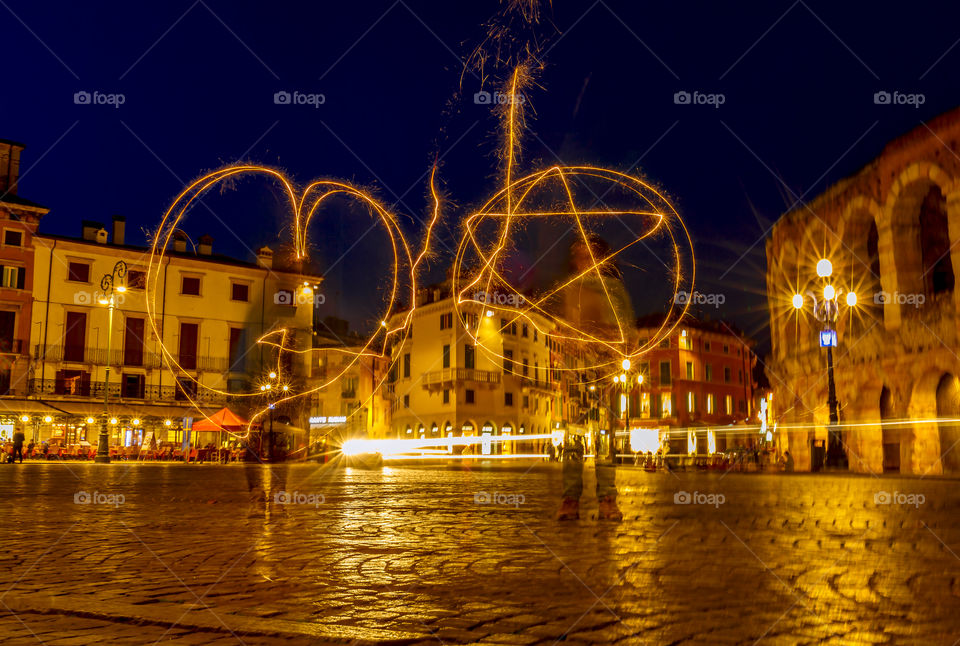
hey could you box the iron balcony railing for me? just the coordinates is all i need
[422,368,501,387]
[33,344,229,372]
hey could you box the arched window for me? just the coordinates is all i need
[919,186,954,296]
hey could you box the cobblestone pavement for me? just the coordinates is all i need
[1,462,960,645]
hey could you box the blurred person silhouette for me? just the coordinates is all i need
[550,234,636,521]
[11,429,24,464]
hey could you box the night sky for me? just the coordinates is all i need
[3,1,959,355]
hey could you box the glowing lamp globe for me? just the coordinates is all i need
[846,291,857,307]
[816,258,833,278]
[792,294,803,309]
[823,284,836,301]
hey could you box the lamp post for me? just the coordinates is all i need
[610,358,643,462]
[94,261,127,464]
[792,258,856,470]
[259,370,279,462]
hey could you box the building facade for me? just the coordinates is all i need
[766,107,960,474]
[387,283,560,453]
[26,220,318,448]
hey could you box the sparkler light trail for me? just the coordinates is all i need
[145,164,441,439]
[453,67,695,376]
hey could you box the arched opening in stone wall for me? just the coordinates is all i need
[880,385,900,472]
[842,207,883,334]
[919,186,954,297]
[936,373,960,473]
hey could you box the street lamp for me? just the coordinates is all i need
[94,260,127,463]
[792,257,855,469]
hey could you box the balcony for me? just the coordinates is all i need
[0,339,23,355]
[27,378,238,406]
[33,344,228,372]
[422,368,501,391]
[520,376,558,394]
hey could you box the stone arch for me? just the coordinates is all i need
[908,366,960,475]
[879,385,902,473]
[882,162,957,324]
[460,419,477,435]
[935,373,960,474]
[841,373,884,473]
[772,239,802,359]
[839,196,885,330]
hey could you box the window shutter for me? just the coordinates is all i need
[16,267,24,290]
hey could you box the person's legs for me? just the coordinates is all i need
[557,434,584,520]
[594,431,622,520]
[13,444,22,463]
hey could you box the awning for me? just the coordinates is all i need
[0,399,64,415]
[35,400,198,420]
[192,407,248,431]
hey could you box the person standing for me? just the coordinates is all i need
[12,429,25,464]
[552,235,635,521]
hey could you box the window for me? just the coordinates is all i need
[442,344,450,369]
[738,369,743,383]
[680,333,693,350]
[705,364,713,382]
[3,230,22,247]
[67,262,90,283]
[739,399,746,413]
[63,312,86,362]
[178,323,198,370]
[640,362,650,382]
[1,266,22,289]
[504,349,513,374]
[725,395,733,415]
[123,317,144,366]
[659,360,671,385]
[228,328,245,372]
[704,341,711,352]
[687,392,695,413]
[685,361,694,380]
[443,389,449,404]
[533,329,538,342]
[403,353,410,378]
[0,311,14,352]
[175,376,196,401]
[123,374,144,399]
[522,323,528,338]
[181,276,201,296]
[464,345,475,370]
[724,366,731,383]
[403,394,409,408]
[659,337,670,348]
[465,389,475,404]
[523,395,529,409]
[640,392,650,417]
[231,282,249,302]
[127,270,146,290]
[440,312,453,330]
[522,358,529,376]
[661,393,673,417]
[500,318,508,333]
[723,344,729,354]
[706,394,715,414]
[505,392,513,406]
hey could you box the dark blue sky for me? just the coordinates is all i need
[3,1,959,353]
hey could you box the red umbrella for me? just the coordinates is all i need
[192,407,248,431]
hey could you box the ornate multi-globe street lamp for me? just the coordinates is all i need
[94,261,127,464]
[792,258,856,469]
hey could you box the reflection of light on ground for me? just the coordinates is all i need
[343,434,555,459]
